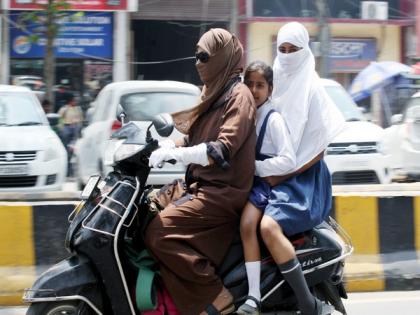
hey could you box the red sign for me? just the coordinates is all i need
[7,0,134,11]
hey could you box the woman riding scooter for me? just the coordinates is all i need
[145,28,257,315]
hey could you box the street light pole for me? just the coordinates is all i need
[315,0,330,78]
[230,0,238,36]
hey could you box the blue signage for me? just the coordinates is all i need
[327,39,377,72]
[10,11,113,59]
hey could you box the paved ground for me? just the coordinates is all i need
[2,291,420,314]
[333,290,420,315]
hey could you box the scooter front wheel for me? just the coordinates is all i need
[26,300,94,315]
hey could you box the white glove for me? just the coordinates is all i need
[158,139,176,149]
[149,143,209,168]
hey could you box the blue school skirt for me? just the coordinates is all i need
[249,159,332,236]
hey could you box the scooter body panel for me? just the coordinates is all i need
[71,179,138,315]
[222,221,348,312]
[24,255,104,312]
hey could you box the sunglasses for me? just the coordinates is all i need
[195,51,210,63]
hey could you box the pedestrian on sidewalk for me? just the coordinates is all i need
[58,94,83,176]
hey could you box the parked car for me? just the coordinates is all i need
[0,85,67,192]
[321,79,391,185]
[12,75,46,101]
[382,91,420,181]
[74,80,201,188]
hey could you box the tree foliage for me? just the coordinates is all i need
[17,1,84,103]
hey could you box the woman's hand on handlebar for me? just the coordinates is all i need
[149,147,178,168]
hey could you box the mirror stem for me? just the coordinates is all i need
[146,123,153,143]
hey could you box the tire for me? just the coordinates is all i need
[26,300,94,315]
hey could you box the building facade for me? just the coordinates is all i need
[129,0,233,85]
[239,0,415,88]
[0,0,417,97]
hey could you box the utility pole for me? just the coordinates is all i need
[230,0,238,36]
[315,0,330,78]
[113,11,129,81]
[0,0,9,85]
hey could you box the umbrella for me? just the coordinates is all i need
[348,61,412,102]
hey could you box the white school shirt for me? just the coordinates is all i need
[273,78,345,171]
[255,100,296,178]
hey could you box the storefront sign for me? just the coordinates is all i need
[4,0,137,11]
[327,39,377,72]
[10,11,113,59]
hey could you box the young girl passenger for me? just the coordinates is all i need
[239,61,298,315]
[238,23,344,315]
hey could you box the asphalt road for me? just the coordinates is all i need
[1,291,419,315]
[335,290,420,314]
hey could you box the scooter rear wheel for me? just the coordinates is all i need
[26,301,94,315]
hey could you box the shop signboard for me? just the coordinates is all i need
[327,38,377,73]
[9,11,113,59]
[273,37,376,73]
[4,0,137,11]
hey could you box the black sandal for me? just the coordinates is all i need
[313,298,335,315]
[236,295,261,315]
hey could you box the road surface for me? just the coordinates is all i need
[1,291,419,315]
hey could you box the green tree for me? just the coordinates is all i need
[19,1,83,103]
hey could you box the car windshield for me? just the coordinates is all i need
[324,85,365,122]
[0,92,44,126]
[120,92,198,121]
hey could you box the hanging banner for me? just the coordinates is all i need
[10,11,113,59]
[4,0,137,11]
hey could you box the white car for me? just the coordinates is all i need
[0,85,67,192]
[12,75,46,101]
[382,91,420,181]
[74,80,201,188]
[322,79,391,185]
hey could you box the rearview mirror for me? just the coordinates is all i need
[116,104,126,124]
[152,113,174,137]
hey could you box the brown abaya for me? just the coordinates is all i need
[144,29,256,315]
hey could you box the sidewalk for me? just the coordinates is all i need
[344,253,420,292]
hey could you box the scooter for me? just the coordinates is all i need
[23,110,353,315]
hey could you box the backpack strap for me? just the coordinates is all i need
[136,262,157,311]
[125,243,158,311]
[256,109,275,160]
